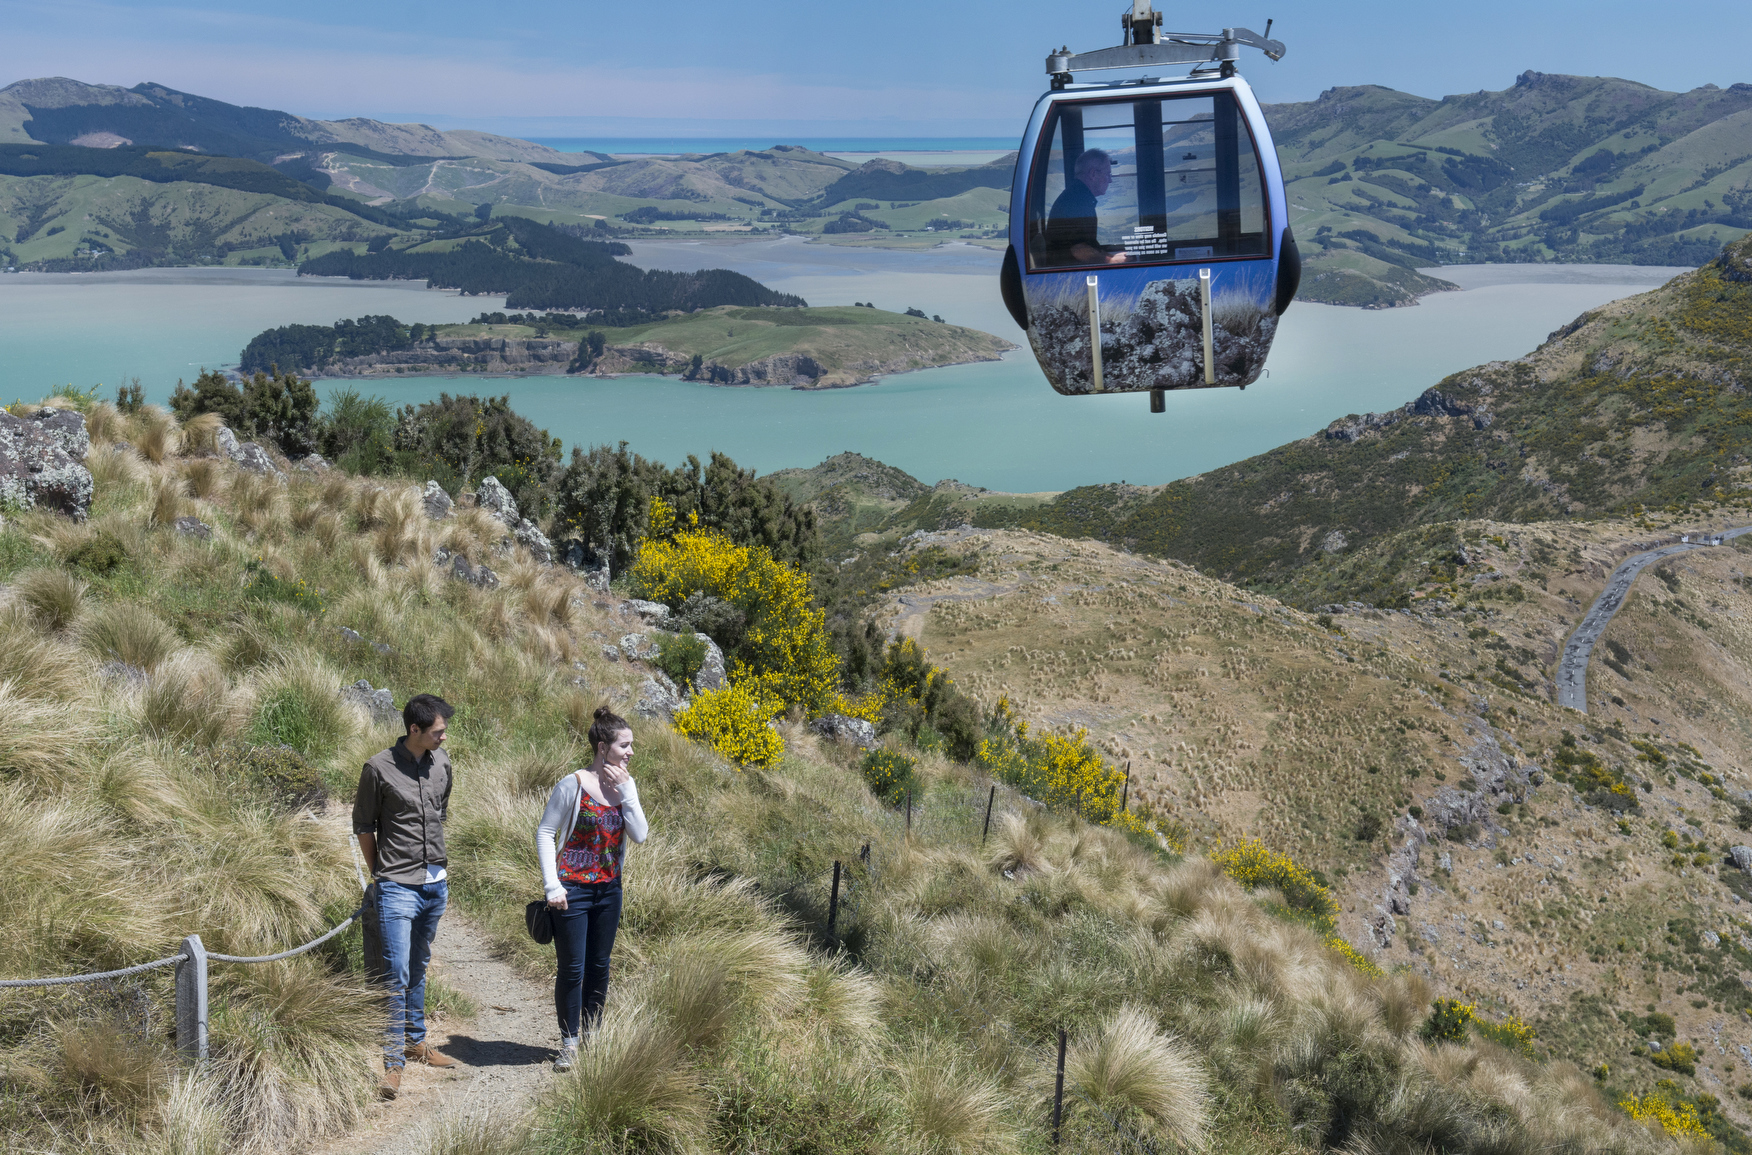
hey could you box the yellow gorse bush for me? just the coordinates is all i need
[1619,1093,1710,1139]
[1211,839,1336,920]
[672,679,785,769]
[976,722,1129,826]
[631,529,838,715]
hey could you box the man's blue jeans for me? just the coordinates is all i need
[374,879,447,1069]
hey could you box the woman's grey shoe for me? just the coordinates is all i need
[553,1044,578,1072]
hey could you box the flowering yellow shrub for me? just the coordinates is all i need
[1211,839,1336,919]
[1324,934,1383,977]
[672,680,784,769]
[1620,1094,1710,1139]
[632,529,838,714]
[647,495,675,538]
[1473,1014,1536,1054]
[828,688,888,723]
[977,726,1133,826]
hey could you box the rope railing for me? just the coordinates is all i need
[0,953,188,988]
[1,834,376,1063]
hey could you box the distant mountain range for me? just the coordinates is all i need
[1,73,1748,307]
[0,78,586,164]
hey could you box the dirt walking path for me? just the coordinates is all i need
[305,807,555,1154]
[303,911,554,1155]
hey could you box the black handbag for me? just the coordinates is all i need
[525,899,555,945]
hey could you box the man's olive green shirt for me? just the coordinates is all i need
[352,739,452,885]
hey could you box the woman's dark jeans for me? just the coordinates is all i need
[553,879,622,1043]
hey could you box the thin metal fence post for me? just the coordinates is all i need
[827,861,842,937]
[1052,1025,1067,1146]
[981,784,996,845]
[175,935,208,1063]
[1121,761,1131,813]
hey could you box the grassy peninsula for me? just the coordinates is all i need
[241,306,1015,389]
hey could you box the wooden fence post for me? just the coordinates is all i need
[1052,1025,1067,1146]
[175,935,208,1063]
[827,861,842,937]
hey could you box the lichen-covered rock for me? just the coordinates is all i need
[634,673,685,719]
[0,408,93,518]
[294,454,331,472]
[173,516,212,539]
[619,632,660,661]
[512,517,554,564]
[213,424,285,481]
[450,553,499,589]
[1732,846,1752,875]
[476,476,518,525]
[341,679,399,725]
[626,599,672,626]
[809,713,877,748]
[602,644,622,662]
[25,407,90,460]
[583,564,610,593]
[421,480,453,520]
[694,632,726,692]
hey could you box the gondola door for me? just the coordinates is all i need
[1004,78,1297,400]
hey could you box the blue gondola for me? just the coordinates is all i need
[1000,4,1299,412]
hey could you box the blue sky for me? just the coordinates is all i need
[4,0,1748,138]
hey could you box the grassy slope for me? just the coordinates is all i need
[970,235,1752,596]
[0,173,388,265]
[869,518,1752,1140]
[0,397,1697,1155]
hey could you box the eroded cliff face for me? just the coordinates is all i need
[316,336,1004,388]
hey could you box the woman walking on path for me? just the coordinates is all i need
[535,707,648,1072]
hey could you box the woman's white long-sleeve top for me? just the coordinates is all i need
[535,773,648,902]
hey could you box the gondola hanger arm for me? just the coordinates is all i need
[1046,3,1283,79]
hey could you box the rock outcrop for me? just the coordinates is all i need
[0,408,94,518]
[341,679,399,725]
[420,480,453,520]
[214,425,285,482]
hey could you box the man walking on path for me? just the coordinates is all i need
[354,693,460,1099]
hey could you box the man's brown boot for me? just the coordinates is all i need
[379,1067,402,1099]
[406,1042,458,1068]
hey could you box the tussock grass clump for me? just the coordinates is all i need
[14,564,87,630]
[80,601,179,671]
[140,649,246,748]
[546,1005,707,1152]
[248,650,359,761]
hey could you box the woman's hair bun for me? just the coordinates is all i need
[587,705,631,753]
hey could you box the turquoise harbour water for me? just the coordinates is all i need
[526,136,1014,156]
[0,252,1685,493]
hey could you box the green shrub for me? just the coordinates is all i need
[1420,998,1474,1043]
[655,631,708,688]
[220,741,326,810]
[244,559,325,613]
[66,532,130,575]
[860,749,918,808]
[1650,1042,1698,1076]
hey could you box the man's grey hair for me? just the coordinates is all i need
[1074,149,1114,179]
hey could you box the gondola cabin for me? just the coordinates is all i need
[1000,13,1299,411]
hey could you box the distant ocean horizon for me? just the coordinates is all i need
[524,136,1016,157]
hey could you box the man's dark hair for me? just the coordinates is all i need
[403,693,455,734]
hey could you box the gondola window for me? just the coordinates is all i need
[1027,92,1267,271]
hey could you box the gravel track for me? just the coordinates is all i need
[1556,526,1752,712]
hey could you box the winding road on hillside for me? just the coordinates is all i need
[1556,527,1752,712]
